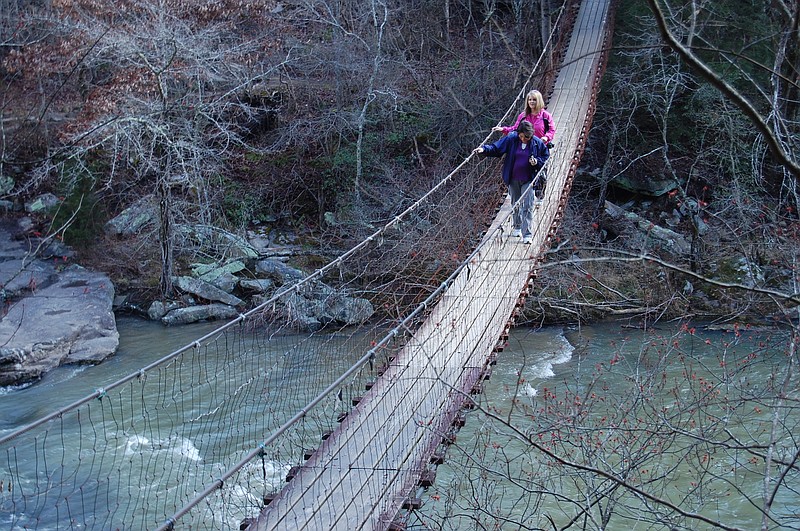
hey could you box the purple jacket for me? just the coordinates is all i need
[479,131,550,185]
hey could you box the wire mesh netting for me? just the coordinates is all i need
[0,156,506,530]
[0,0,610,528]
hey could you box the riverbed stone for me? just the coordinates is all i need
[172,275,244,307]
[147,299,184,320]
[611,173,677,197]
[239,278,274,293]
[604,201,691,256]
[0,258,56,296]
[276,287,374,332]
[205,271,238,293]
[184,225,259,259]
[318,293,374,326]
[255,258,306,283]
[24,193,60,214]
[192,261,246,293]
[161,303,240,326]
[0,264,118,385]
[104,195,157,236]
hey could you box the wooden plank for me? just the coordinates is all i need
[261,201,533,530]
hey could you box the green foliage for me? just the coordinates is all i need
[52,172,107,248]
[221,177,275,228]
[244,152,265,163]
[397,108,434,142]
[382,107,436,168]
[310,142,359,213]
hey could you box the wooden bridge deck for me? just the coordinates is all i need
[252,0,614,529]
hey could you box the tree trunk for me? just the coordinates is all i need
[158,180,174,298]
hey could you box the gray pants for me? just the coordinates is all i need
[507,179,535,238]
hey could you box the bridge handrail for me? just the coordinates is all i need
[157,146,561,531]
[0,3,573,529]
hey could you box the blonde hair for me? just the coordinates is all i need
[524,90,545,115]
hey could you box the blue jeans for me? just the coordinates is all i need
[507,179,534,238]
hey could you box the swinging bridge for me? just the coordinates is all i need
[251,0,614,529]
[0,0,616,529]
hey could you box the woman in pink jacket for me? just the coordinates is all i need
[493,89,556,148]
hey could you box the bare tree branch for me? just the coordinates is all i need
[645,0,800,181]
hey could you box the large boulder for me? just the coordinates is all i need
[610,174,678,197]
[0,258,56,296]
[255,258,306,283]
[0,264,118,385]
[104,195,158,236]
[603,201,691,257]
[279,283,374,332]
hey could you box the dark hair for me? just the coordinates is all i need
[516,120,534,137]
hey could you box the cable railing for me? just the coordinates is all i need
[0,2,591,530]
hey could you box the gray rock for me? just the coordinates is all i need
[147,299,184,321]
[718,256,764,288]
[37,239,76,260]
[280,293,323,331]
[255,259,306,283]
[161,304,240,326]
[16,217,35,234]
[184,225,259,259]
[604,201,691,256]
[104,196,157,236]
[246,230,271,254]
[0,258,56,296]
[278,288,374,332]
[192,261,246,293]
[172,276,243,307]
[611,174,678,197]
[318,294,374,326]
[24,193,60,214]
[203,271,238,293]
[239,278,274,293]
[0,264,118,386]
[0,174,14,195]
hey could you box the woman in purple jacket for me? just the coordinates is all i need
[473,120,550,244]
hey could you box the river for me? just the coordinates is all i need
[417,322,799,530]
[0,317,797,530]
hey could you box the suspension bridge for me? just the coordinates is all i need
[0,0,615,529]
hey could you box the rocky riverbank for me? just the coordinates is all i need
[0,218,118,386]
[0,212,374,386]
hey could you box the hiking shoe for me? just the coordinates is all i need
[522,236,533,244]
[534,198,543,207]
[511,228,522,238]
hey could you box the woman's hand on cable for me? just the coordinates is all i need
[473,146,485,154]
[491,126,503,133]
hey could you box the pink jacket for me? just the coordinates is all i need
[499,109,556,144]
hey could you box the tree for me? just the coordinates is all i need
[568,0,798,321]
[2,0,285,296]
[644,0,800,195]
[409,2,800,529]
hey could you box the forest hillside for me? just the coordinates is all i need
[0,0,798,327]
